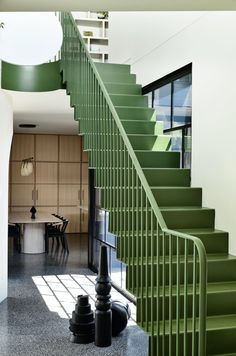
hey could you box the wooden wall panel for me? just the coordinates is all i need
[59,163,80,184]
[35,135,58,161]
[11,134,34,161]
[36,163,58,184]
[59,135,81,162]
[36,185,58,206]
[11,185,34,206]
[59,185,80,206]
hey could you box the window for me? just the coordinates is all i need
[143,64,192,168]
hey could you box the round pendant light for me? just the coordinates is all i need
[0,12,63,65]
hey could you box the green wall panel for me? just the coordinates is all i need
[1,60,65,92]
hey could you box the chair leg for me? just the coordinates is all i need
[45,235,49,253]
[63,233,69,253]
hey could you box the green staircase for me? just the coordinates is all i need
[60,12,236,356]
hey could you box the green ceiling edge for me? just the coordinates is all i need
[1,60,65,92]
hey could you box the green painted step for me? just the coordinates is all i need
[104,82,142,95]
[152,187,202,207]
[136,282,236,322]
[110,94,148,107]
[126,255,236,290]
[122,120,156,135]
[116,229,228,259]
[145,314,236,355]
[129,135,171,151]
[115,106,155,120]
[129,135,157,150]
[95,168,191,188]
[177,228,229,254]
[161,207,215,229]
[143,168,191,187]
[100,187,202,208]
[95,62,131,74]
[97,71,136,84]
[135,151,181,168]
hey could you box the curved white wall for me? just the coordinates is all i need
[0,90,13,303]
[109,12,236,255]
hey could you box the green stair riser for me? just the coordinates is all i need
[95,168,191,188]
[98,72,136,84]
[148,328,236,356]
[161,208,215,229]
[135,151,181,168]
[104,82,142,95]
[126,258,236,290]
[116,231,228,259]
[153,187,202,207]
[95,62,131,74]
[122,121,156,135]
[143,168,191,187]
[115,106,155,121]
[136,291,236,323]
[110,94,148,107]
[100,187,202,208]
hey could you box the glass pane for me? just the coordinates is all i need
[92,238,100,270]
[145,92,153,108]
[111,248,122,287]
[154,83,171,129]
[173,74,192,127]
[95,209,106,242]
[184,127,192,168]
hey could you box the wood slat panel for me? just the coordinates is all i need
[36,162,58,184]
[59,135,81,162]
[59,163,80,184]
[59,185,80,206]
[11,134,34,161]
[36,135,58,161]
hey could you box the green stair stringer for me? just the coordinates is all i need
[61,12,214,356]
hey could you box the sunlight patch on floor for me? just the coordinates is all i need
[32,273,136,325]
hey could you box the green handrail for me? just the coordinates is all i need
[60,12,207,356]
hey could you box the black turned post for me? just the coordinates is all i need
[95,245,112,347]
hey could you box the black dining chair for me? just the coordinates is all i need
[8,223,21,253]
[45,218,69,253]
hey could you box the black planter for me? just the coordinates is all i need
[69,295,95,344]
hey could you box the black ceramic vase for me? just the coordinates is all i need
[111,301,131,336]
[30,206,36,219]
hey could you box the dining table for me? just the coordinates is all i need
[8,212,62,254]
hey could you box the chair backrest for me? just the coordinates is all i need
[61,219,69,233]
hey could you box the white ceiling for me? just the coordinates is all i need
[4,89,77,134]
[1,0,236,11]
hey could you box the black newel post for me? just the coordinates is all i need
[95,245,112,347]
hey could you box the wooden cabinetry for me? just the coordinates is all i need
[9,134,89,233]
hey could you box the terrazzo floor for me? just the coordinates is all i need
[0,234,148,356]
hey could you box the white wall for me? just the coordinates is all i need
[0,90,13,303]
[109,12,236,254]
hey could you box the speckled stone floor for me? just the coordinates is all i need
[0,235,148,356]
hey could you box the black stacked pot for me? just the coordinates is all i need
[69,295,95,344]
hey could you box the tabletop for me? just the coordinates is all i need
[9,212,62,224]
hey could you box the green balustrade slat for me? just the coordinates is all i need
[60,12,207,356]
